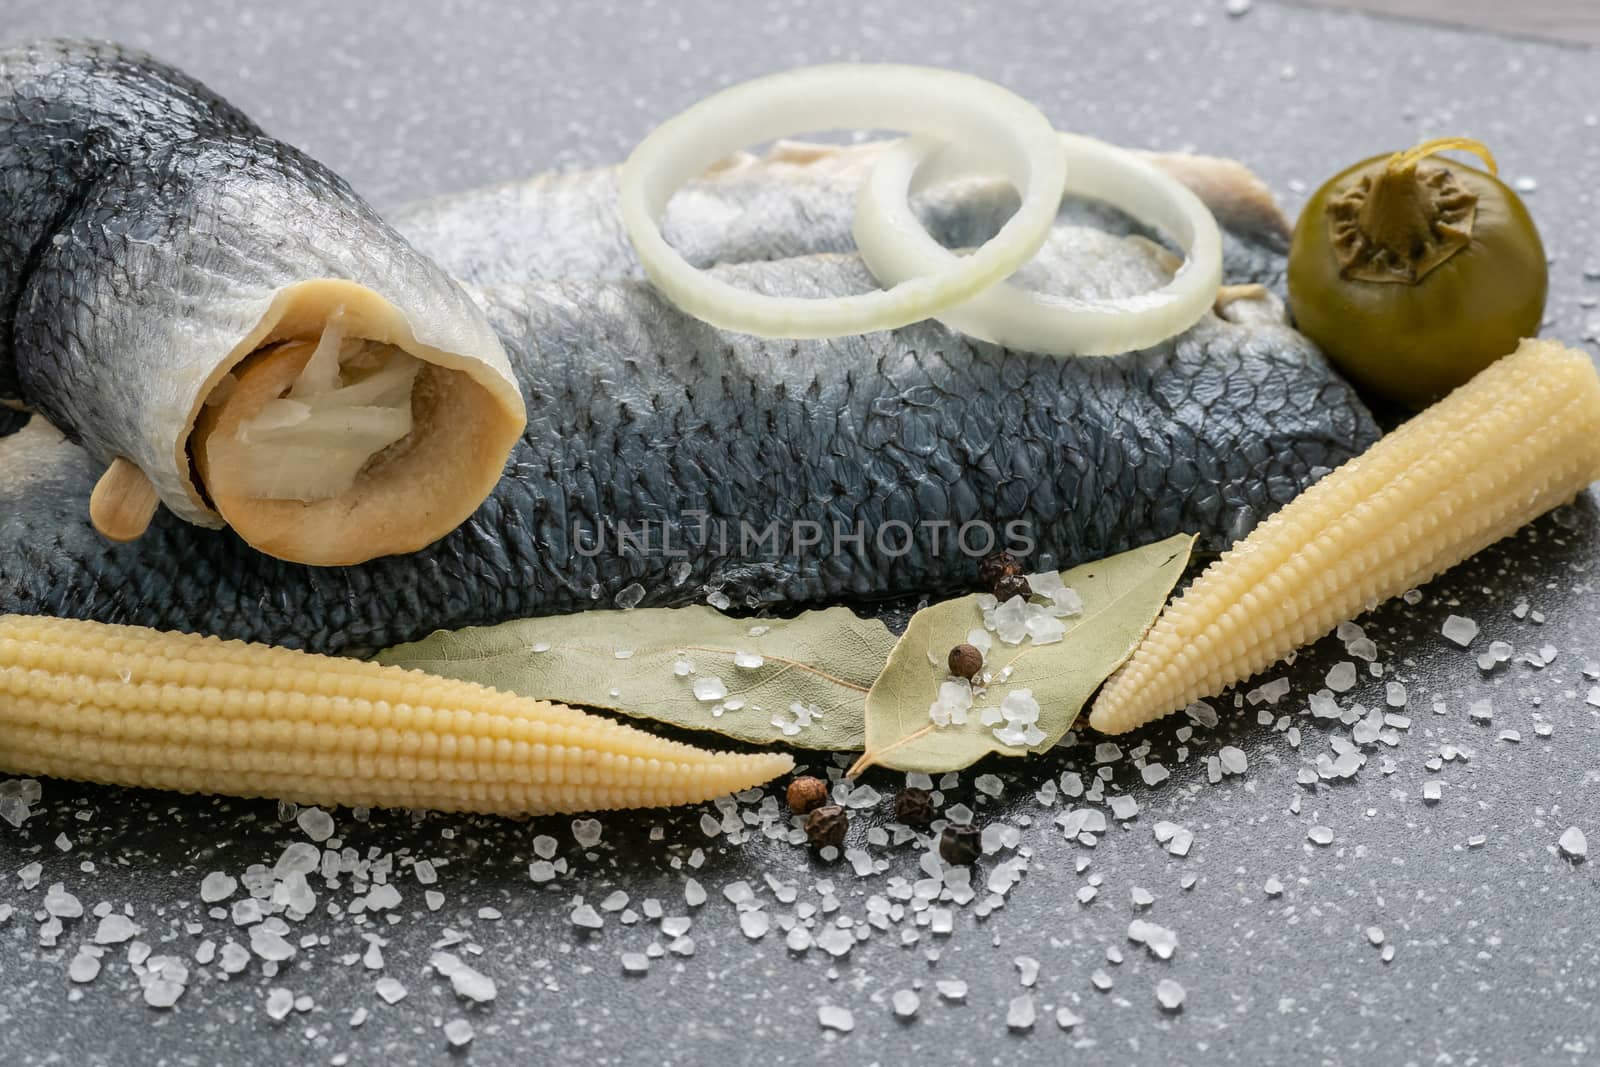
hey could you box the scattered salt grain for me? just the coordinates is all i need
[1007,994,1036,1030]
[1156,979,1186,1011]
[443,1019,475,1047]
[1441,615,1478,647]
[818,1004,854,1033]
[1307,825,1334,846]
[375,978,407,1004]
[1325,662,1358,693]
[1559,826,1587,861]
[295,807,334,842]
[572,818,603,848]
[891,989,920,1018]
[94,914,138,945]
[200,872,237,903]
[691,676,728,702]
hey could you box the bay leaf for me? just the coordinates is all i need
[375,605,895,750]
[850,534,1194,775]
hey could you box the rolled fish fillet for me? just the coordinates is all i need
[0,40,525,565]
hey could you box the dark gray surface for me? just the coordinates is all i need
[3,1,1600,1064]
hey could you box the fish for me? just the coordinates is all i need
[0,39,525,565]
[0,219,1378,655]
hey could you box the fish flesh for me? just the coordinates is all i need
[0,227,1376,655]
[0,40,525,565]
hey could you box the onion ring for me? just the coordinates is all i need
[853,132,1224,356]
[619,65,1066,339]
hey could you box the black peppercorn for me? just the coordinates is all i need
[993,573,1033,603]
[804,804,849,850]
[947,643,984,680]
[786,776,829,815]
[894,787,935,826]
[939,822,983,865]
[979,551,1024,592]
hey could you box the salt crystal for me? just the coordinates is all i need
[571,903,604,929]
[692,675,729,703]
[295,807,334,842]
[1006,994,1036,1030]
[1141,763,1170,786]
[1218,746,1248,775]
[1025,612,1067,644]
[1056,1006,1083,1029]
[443,1019,475,1047]
[1385,682,1407,708]
[621,952,649,975]
[1110,795,1139,821]
[572,818,603,848]
[1264,876,1284,897]
[1366,925,1385,946]
[1559,826,1587,861]
[891,989,920,1017]
[817,1005,854,1032]
[1090,969,1114,991]
[733,651,764,669]
[433,952,497,1002]
[44,884,82,918]
[1131,886,1154,909]
[265,987,294,1021]
[936,979,967,1001]
[94,914,138,945]
[975,773,1004,797]
[994,596,1031,644]
[1156,979,1186,1011]
[1307,825,1334,846]
[1325,662,1358,693]
[375,977,407,1004]
[1441,615,1478,647]
[684,879,707,907]
[739,911,770,939]
[200,872,237,903]
[68,952,101,983]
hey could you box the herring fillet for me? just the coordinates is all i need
[391,140,1293,292]
[0,39,524,557]
[0,221,1377,655]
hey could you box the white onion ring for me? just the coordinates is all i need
[619,65,1067,339]
[854,132,1224,356]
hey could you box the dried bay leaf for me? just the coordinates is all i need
[850,534,1194,775]
[376,605,895,750]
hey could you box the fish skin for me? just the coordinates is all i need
[0,39,516,526]
[392,141,1291,294]
[0,222,1378,655]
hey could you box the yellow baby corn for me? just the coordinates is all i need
[0,614,793,814]
[1091,339,1600,735]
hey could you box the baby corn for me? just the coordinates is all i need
[1091,339,1600,735]
[0,614,793,814]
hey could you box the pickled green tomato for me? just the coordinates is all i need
[1288,138,1547,409]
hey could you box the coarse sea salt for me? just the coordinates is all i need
[1441,615,1479,647]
